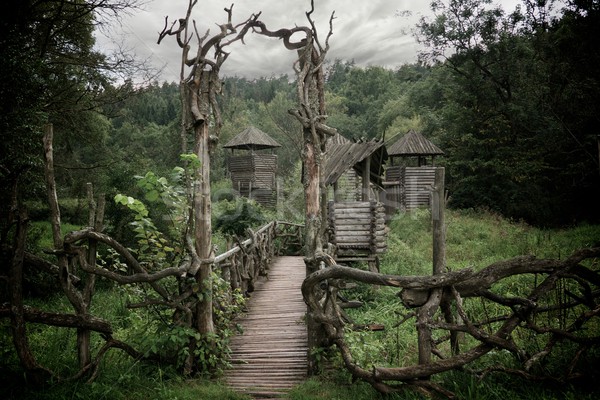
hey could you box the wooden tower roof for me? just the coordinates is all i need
[223,126,281,151]
[324,133,387,186]
[387,130,444,157]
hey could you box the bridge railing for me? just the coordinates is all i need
[214,221,304,294]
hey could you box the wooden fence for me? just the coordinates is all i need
[214,221,304,294]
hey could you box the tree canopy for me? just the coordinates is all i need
[0,0,150,217]
[414,0,600,225]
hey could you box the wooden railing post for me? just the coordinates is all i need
[417,167,446,366]
[432,167,446,275]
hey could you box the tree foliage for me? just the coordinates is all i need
[5,1,597,230]
[214,198,266,237]
[414,0,600,225]
[0,0,150,217]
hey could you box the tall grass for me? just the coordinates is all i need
[382,208,600,276]
[332,208,600,398]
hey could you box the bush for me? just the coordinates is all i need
[213,198,267,237]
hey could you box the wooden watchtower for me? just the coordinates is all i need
[324,133,388,271]
[383,130,444,215]
[223,126,281,208]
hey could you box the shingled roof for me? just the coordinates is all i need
[324,134,387,187]
[387,130,444,156]
[223,126,281,150]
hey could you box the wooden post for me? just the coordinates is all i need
[194,120,215,335]
[276,177,282,219]
[417,167,445,366]
[432,167,445,275]
[43,124,62,249]
[304,131,325,375]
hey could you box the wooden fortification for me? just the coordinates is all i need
[223,126,280,208]
[327,200,387,260]
[324,134,388,270]
[383,130,444,216]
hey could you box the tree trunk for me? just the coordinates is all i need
[44,123,90,371]
[193,119,214,336]
[303,132,327,374]
[304,136,323,261]
[9,209,49,385]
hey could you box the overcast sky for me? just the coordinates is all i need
[95,0,520,82]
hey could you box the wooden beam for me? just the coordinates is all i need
[362,155,371,201]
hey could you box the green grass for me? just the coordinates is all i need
[0,286,249,400]
[334,208,600,398]
[27,220,82,254]
[286,367,429,400]
[382,208,600,275]
[4,375,249,400]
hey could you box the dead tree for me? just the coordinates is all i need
[43,123,95,372]
[3,0,289,384]
[157,0,263,373]
[158,0,338,374]
[302,248,600,397]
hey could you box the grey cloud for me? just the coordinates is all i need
[94,1,518,81]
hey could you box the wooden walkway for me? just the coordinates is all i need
[223,256,308,398]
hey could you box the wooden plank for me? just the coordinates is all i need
[333,230,371,237]
[333,219,372,226]
[332,211,372,219]
[331,201,371,208]
[334,224,371,231]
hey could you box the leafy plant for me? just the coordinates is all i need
[109,154,244,376]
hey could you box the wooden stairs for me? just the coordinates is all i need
[223,256,308,398]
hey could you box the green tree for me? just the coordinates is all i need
[416,0,600,225]
[0,0,152,383]
[256,91,303,176]
[333,66,401,139]
[0,0,148,215]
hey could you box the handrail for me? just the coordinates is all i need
[275,221,304,228]
[213,220,304,294]
[214,221,275,264]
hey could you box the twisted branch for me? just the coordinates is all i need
[302,248,600,394]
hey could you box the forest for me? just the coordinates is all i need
[1,0,599,399]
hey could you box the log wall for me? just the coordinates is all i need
[383,166,437,217]
[328,201,387,260]
[335,169,361,201]
[228,154,278,207]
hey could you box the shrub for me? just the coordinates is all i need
[214,198,267,237]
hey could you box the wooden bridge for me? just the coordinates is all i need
[222,256,308,398]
